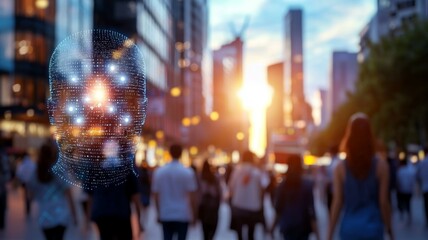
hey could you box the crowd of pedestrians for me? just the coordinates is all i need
[0,112,428,240]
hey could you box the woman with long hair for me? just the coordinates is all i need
[28,144,77,240]
[327,113,394,240]
[198,159,221,240]
[270,154,319,240]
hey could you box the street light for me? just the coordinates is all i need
[210,111,219,121]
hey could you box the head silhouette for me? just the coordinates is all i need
[48,30,147,189]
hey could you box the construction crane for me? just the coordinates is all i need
[229,16,250,40]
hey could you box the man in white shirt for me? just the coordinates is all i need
[152,144,197,240]
[417,148,428,227]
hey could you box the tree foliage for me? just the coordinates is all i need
[309,20,428,154]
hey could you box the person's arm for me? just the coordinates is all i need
[84,193,93,233]
[153,192,161,223]
[131,193,143,233]
[189,190,198,225]
[378,159,394,240]
[327,162,344,240]
[308,182,320,240]
[65,188,78,226]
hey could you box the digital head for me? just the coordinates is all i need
[48,30,147,189]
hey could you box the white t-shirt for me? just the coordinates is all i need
[152,160,197,221]
[229,163,263,211]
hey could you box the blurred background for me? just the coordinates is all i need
[0,0,428,239]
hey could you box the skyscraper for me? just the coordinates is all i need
[284,9,311,125]
[266,61,285,145]
[212,37,248,151]
[328,51,358,122]
[173,0,208,145]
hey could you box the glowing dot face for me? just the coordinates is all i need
[48,29,148,190]
[89,82,108,105]
[75,117,83,125]
[109,64,117,73]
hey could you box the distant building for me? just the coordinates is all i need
[284,8,312,126]
[328,51,358,122]
[266,62,284,146]
[173,0,208,145]
[360,0,428,60]
[313,89,328,128]
[0,0,92,148]
[212,37,248,151]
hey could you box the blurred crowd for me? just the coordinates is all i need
[0,112,428,240]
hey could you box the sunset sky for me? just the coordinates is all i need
[209,0,376,155]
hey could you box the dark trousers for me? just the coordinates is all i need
[161,221,188,240]
[95,217,132,240]
[424,192,428,225]
[202,222,217,240]
[42,225,66,240]
[397,192,412,215]
[0,192,6,229]
[282,231,309,240]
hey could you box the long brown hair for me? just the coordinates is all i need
[340,113,375,179]
[37,144,56,183]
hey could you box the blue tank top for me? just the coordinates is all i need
[340,157,384,240]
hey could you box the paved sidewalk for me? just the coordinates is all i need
[1,185,427,239]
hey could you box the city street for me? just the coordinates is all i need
[1,184,427,240]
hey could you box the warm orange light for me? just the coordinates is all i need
[191,116,200,125]
[88,127,103,136]
[210,111,219,121]
[170,87,181,97]
[238,80,272,110]
[182,117,191,127]
[35,0,49,9]
[236,132,245,141]
[190,146,198,155]
[156,130,164,139]
[92,83,107,103]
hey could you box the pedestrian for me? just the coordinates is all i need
[15,151,36,217]
[326,145,340,212]
[152,144,197,240]
[137,159,151,231]
[416,147,428,227]
[386,150,398,206]
[228,150,264,240]
[27,144,77,240]
[85,168,142,240]
[269,154,319,240]
[396,159,416,223]
[0,145,10,230]
[327,113,394,240]
[198,159,221,240]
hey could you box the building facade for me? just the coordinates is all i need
[284,9,312,126]
[328,51,358,122]
[212,37,248,152]
[266,61,285,147]
[360,0,428,60]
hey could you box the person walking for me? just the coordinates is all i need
[417,147,428,227]
[85,169,142,240]
[16,151,36,217]
[326,145,340,212]
[270,154,319,240]
[327,113,394,240]
[0,145,10,230]
[198,160,221,240]
[396,159,416,223]
[27,144,77,240]
[228,150,264,240]
[152,144,197,240]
